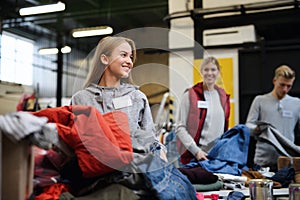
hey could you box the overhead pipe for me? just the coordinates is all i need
[164,0,299,21]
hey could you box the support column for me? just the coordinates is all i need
[168,0,195,106]
[56,15,63,107]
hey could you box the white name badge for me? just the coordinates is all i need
[197,100,208,109]
[282,110,293,118]
[113,95,132,109]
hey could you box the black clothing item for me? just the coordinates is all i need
[178,166,218,184]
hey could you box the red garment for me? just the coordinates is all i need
[178,82,230,164]
[196,193,219,200]
[16,93,37,111]
[34,148,67,189]
[33,105,133,178]
[34,183,70,200]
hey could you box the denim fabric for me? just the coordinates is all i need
[134,154,197,200]
[165,130,180,166]
[208,124,250,165]
[270,166,295,187]
[200,159,244,175]
[184,124,250,176]
[227,191,246,200]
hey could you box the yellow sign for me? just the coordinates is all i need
[193,58,235,128]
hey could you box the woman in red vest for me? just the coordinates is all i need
[176,56,230,165]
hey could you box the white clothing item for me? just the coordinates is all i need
[176,89,225,156]
[200,90,225,152]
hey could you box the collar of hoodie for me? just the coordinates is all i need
[93,86,120,102]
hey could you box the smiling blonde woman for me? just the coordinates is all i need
[176,56,231,165]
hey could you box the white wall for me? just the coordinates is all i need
[169,0,195,106]
[0,83,33,114]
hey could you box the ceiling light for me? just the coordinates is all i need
[19,1,65,16]
[38,46,71,55]
[72,26,113,38]
[61,46,71,53]
[38,48,59,55]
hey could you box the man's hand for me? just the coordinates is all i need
[255,123,269,135]
[255,125,262,133]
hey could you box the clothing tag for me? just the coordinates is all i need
[282,110,293,118]
[112,95,132,109]
[197,100,208,108]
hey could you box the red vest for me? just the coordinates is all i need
[178,82,230,164]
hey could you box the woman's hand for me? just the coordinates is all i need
[195,150,208,161]
[160,150,168,162]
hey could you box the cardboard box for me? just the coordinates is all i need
[1,134,34,200]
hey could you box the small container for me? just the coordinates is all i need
[249,179,273,200]
[289,183,300,200]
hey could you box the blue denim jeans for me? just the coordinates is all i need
[165,130,180,167]
[135,153,197,200]
[185,124,250,176]
[208,124,250,165]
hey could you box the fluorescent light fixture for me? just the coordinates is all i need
[38,48,59,55]
[61,46,71,53]
[38,46,71,55]
[72,26,113,38]
[19,1,65,16]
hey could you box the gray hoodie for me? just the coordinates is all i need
[71,83,156,136]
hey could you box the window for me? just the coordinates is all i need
[0,31,34,85]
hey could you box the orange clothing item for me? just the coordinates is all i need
[33,105,133,178]
[34,183,69,200]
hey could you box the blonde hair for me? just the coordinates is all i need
[83,36,136,88]
[274,65,295,80]
[200,56,220,72]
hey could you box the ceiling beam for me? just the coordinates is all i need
[2,2,167,26]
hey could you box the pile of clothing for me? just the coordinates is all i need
[0,105,197,200]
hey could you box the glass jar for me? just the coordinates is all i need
[289,183,300,200]
[249,179,273,200]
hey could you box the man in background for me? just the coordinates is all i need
[246,65,300,171]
